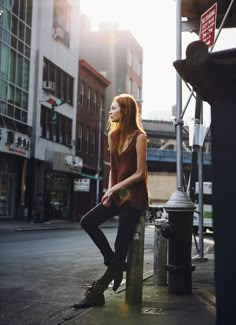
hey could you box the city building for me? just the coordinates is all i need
[80,15,143,110]
[0,0,33,218]
[142,119,211,204]
[74,59,110,218]
[28,0,81,221]
[0,0,81,220]
[79,14,143,191]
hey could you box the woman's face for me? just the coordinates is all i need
[109,101,121,123]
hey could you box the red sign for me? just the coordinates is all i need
[199,3,217,48]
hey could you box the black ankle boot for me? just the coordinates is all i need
[112,269,123,291]
[97,262,124,292]
[73,281,105,309]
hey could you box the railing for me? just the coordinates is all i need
[147,148,211,165]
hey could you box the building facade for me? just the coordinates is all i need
[80,16,143,110]
[0,0,32,218]
[0,0,81,220]
[74,59,110,218]
[79,15,143,191]
[27,0,80,221]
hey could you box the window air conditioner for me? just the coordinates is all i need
[43,81,55,92]
[52,26,65,40]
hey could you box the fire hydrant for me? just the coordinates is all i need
[162,188,195,294]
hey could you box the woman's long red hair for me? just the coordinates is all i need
[108,94,145,153]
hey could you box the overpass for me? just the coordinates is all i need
[147,148,211,165]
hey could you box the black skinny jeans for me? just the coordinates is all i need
[80,202,141,265]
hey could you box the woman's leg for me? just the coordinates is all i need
[73,204,142,308]
[80,203,118,264]
[94,204,141,292]
[114,204,141,263]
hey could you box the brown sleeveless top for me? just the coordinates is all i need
[110,130,149,211]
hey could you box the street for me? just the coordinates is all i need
[0,226,155,325]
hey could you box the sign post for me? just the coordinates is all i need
[199,3,217,48]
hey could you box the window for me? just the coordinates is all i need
[0,2,32,124]
[53,0,71,47]
[128,78,132,94]
[16,54,23,87]
[87,87,91,110]
[138,61,142,76]
[1,44,9,81]
[80,81,85,107]
[43,58,73,105]
[40,105,72,147]
[77,123,83,152]
[65,117,72,146]
[26,0,33,26]
[0,80,7,101]
[91,129,96,155]
[137,87,142,102]
[9,49,16,83]
[100,96,104,111]
[85,126,89,154]
[128,49,133,68]
[94,91,97,111]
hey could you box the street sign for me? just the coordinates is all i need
[74,178,90,192]
[199,3,217,48]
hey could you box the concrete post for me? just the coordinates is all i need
[125,215,145,305]
[153,219,168,287]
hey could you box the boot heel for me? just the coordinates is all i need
[113,270,123,291]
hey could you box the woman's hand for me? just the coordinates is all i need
[101,189,113,207]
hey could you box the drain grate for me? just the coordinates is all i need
[141,307,169,315]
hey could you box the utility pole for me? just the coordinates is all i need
[176,0,183,190]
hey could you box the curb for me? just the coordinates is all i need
[0,222,119,233]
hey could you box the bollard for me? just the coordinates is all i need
[163,189,195,295]
[125,215,145,305]
[153,218,168,287]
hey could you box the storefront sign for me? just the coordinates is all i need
[0,128,31,159]
[46,151,83,174]
[74,178,90,192]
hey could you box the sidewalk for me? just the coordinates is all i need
[0,219,215,324]
[60,252,215,325]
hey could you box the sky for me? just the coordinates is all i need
[80,0,236,126]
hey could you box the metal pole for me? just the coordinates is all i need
[125,216,145,305]
[197,100,205,260]
[198,144,204,257]
[96,104,103,205]
[176,0,183,189]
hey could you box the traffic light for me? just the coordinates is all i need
[51,105,57,124]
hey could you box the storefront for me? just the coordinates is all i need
[44,151,83,221]
[45,171,71,220]
[0,128,30,219]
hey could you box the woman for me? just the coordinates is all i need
[73,94,148,308]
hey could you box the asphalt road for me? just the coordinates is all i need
[0,226,155,325]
